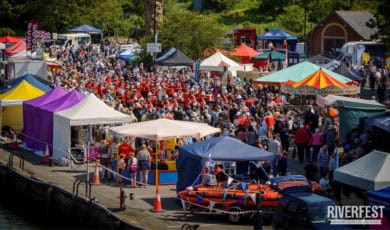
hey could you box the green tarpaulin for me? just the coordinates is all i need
[320,95,386,142]
[251,50,285,61]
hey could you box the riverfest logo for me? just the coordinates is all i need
[327,205,385,225]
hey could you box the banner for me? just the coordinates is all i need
[27,20,33,51]
[31,20,39,52]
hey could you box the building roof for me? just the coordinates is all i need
[305,10,377,41]
[335,11,377,40]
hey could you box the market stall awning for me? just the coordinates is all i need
[110,118,220,141]
[251,50,285,61]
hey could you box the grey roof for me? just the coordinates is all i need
[335,11,377,40]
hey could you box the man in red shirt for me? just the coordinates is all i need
[118,138,134,164]
[294,124,310,164]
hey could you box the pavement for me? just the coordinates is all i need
[0,146,267,230]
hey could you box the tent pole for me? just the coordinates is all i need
[155,141,159,186]
[86,125,92,183]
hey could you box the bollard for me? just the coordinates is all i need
[119,186,125,210]
[253,192,263,230]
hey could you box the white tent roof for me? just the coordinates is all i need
[52,93,133,159]
[316,95,384,108]
[110,118,221,141]
[334,150,390,191]
[54,93,133,125]
[200,52,243,71]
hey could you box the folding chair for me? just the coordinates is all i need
[67,150,86,171]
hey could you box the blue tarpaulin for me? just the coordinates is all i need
[176,136,274,192]
[68,24,102,34]
[2,74,51,93]
[257,29,297,40]
[368,186,390,207]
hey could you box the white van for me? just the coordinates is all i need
[337,41,386,67]
[54,33,91,49]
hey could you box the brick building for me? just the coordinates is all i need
[305,11,377,58]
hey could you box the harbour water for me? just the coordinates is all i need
[0,203,41,229]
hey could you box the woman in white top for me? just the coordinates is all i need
[128,152,138,187]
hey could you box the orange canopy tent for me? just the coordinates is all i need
[231,43,259,64]
[281,68,360,95]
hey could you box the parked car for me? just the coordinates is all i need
[272,192,339,229]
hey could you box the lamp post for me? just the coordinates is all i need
[153,0,157,72]
[232,22,237,50]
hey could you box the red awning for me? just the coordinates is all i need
[4,39,26,56]
[0,35,21,44]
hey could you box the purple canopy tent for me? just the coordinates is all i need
[23,86,67,150]
[34,90,85,155]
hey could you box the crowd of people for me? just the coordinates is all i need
[46,41,380,197]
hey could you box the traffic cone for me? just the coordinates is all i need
[150,186,164,212]
[43,144,50,164]
[91,160,100,185]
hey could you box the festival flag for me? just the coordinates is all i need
[181,199,186,210]
[31,20,39,52]
[209,201,215,213]
[227,176,233,186]
[250,193,257,205]
[196,195,203,204]
[26,20,33,51]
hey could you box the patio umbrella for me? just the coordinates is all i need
[110,118,221,186]
[231,43,259,63]
[281,68,360,95]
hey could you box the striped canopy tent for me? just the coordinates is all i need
[254,61,353,86]
[281,68,360,95]
[231,43,259,64]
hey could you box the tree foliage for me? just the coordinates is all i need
[276,4,314,37]
[157,9,223,59]
[373,0,390,52]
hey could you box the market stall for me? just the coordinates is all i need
[110,118,220,185]
[316,95,386,142]
[177,136,274,192]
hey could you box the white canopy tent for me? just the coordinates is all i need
[110,118,221,186]
[200,52,244,72]
[334,150,390,191]
[109,118,221,141]
[52,93,133,159]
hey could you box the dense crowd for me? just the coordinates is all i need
[45,41,381,198]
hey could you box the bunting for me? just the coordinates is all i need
[209,201,215,213]
[241,182,247,190]
[227,176,234,186]
[196,194,203,204]
[250,193,257,205]
[181,199,186,210]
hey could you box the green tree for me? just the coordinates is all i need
[157,9,223,59]
[276,4,314,37]
[372,0,390,52]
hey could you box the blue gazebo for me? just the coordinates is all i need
[68,24,102,34]
[68,24,102,43]
[257,29,298,51]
